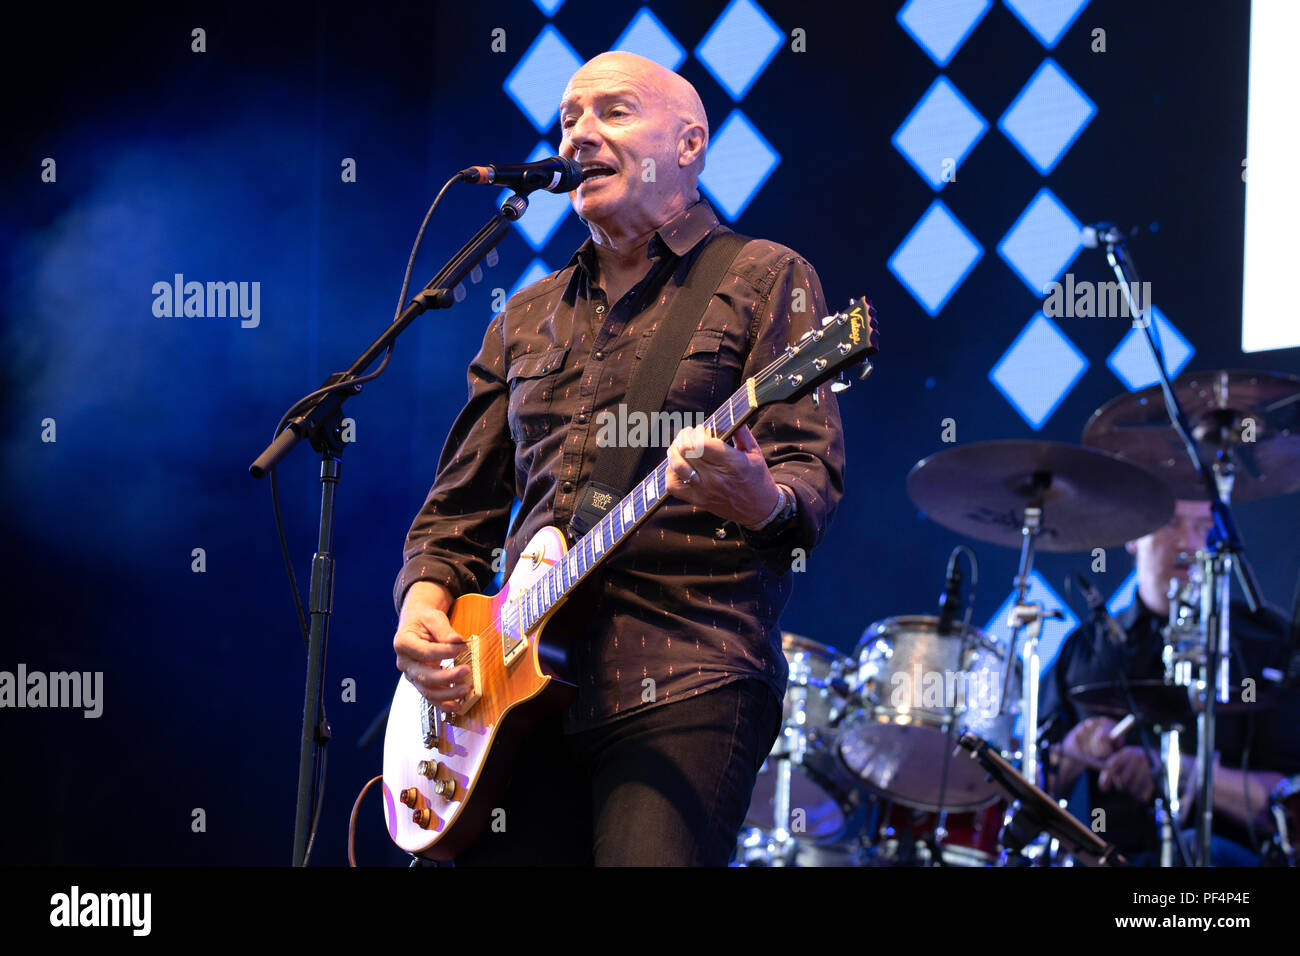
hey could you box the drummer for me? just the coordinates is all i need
[1038,498,1300,865]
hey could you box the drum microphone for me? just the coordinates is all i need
[1080,222,1141,248]
[1074,572,1127,647]
[458,156,585,193]
[937,553,963,636]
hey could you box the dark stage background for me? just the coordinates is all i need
[3,0,1296,866]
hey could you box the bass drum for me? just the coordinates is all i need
[838,615,1018,812]
[866,800,1006,866]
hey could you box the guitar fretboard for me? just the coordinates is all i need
[517,385,756,634]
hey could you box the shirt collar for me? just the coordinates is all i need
[566,198,720,277]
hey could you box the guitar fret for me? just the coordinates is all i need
[528,381,776,629]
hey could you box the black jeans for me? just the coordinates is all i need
[453,677,783,866]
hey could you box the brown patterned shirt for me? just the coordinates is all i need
[394,199,847,732]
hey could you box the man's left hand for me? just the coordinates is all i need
[666,424,780,529]
[1098,746,1156,803]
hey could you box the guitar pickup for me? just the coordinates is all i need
[446,633,482,715]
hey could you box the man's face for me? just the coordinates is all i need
[1129,498,1216,593]
[557,60,687,231]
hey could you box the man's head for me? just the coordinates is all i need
[558,52,708,240]
[1126,498,1215,613]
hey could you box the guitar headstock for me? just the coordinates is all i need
[753,297,879,407]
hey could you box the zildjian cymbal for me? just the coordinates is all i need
[906,440,1175,552]
[1082,368,1300,502]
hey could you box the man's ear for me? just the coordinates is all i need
[678,124,706,168]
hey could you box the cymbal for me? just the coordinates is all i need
[1068,679,1276,727]
[1082,368,1300,502]
[907,440,1174,552]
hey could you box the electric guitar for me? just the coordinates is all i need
[382,298,877,859]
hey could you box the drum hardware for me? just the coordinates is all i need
[1268,775,1299,865]
[905,440,1177,798]
[740,633,865,865]
[1080,331,1289,867]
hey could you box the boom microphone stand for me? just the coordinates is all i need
[1090,227,1263,865]
[250,190,535,866]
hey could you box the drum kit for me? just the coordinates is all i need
[737,368,1300,866]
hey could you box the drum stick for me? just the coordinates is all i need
[1062,714,1136,770]
[1109,714,1136,741]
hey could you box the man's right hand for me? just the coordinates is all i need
[393,581,472,712]
[1064,715,1120,764]
[1052,715,1120,797]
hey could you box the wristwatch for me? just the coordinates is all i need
[748,483,797,533]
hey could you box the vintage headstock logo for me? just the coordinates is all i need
[848,303,865,346]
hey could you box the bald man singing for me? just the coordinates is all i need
[391,52,860,865]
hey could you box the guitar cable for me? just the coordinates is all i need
[348,774,385,867]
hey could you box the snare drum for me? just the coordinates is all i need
[838,615,1018,811]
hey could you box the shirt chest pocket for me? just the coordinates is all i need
[506,345,569,444]
[634,327,726,412]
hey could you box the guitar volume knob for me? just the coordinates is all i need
[412,808,433,828]
[417,760,440,779]
[434,779,457,799]
[400,787,419,808]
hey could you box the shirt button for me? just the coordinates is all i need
[561,480,575,493]
[593,350,605,361]
[575,413,588,424]
[595,304,606,315]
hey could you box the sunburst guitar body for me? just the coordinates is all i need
[382,525,573,860]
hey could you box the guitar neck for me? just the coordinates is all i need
[518,380,758,634]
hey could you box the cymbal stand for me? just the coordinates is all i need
[998,503,1058,785]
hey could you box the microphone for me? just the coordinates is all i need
[1080,222,1138,248]
[1074,572,1127,647]
[459,156,585,194]
[937,553,963,636]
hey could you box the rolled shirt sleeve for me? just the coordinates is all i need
[736,253,846,567]
[392,312,517,614]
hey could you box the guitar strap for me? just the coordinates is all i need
[568,230,750,539]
